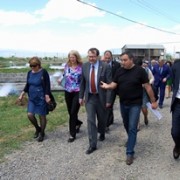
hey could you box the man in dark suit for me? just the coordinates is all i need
[152,58,171,108]
[102,50,120,131]
[79,47,112,154]
[149,59,157,72]
[170,59,180,159]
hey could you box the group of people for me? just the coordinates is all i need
[18,48,180,165]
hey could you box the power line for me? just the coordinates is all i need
[76,0,180,35]
[132,0,180,24]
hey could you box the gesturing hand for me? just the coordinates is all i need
[100,81,107,89]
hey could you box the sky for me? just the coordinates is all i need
[0,0,180,57]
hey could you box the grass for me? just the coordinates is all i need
[0,92,79,162]
[0,58,87,162]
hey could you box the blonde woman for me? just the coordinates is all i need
[59,50,83,142]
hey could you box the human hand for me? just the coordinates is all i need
[151,101,158,109]
[45,95,51,103]
[162,78,167,82]
[100,81,107,89]
[106,103,111,108]
[79,99,84,106]
[18,95,23,101]
[18,91,25,101]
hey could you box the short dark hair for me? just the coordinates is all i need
[134,59,143,66]
[104,50,113,57]
[88,47,100,56]
[120,51,134,60]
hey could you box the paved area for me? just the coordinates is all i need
[0,97,180,180]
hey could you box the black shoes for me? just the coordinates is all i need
[37,132,45,142]
[76,124,82,133]
[126,155,134,165]
[76,121,83,133]
[99,134,105,141]
[86,146,97,154]
[173,146,180,159]
[68,136,76,143]
[159,104,163,109]
[34,127,41,138]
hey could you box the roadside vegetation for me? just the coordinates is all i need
[0,92,66,162]
[0,56,87,162]
[0,56,88,73]
[0,92,86,162]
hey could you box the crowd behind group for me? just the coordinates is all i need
[18,48,180,165]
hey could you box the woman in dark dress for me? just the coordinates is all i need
[19,57,51,142]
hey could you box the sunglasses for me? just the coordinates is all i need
[30,64,38,67]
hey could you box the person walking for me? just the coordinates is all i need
[134,59,155,130]
[149,59,157,72]
[170,59,180,159]
[102,50,120,132]
[58,50,83,143]
[152,58,171,108]
[18,57,51,142]
[100,51,158,165]
[79,47,112,154]
[165,60,173,98]
[141,60,155,128]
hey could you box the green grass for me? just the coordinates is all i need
[0,92,75,162]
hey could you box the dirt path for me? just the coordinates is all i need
[0,97,180,180]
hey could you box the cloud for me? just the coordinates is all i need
[1,22,180,56]
[36,0,105,21]
[0,10,38,26]
[0,0,180,56]
[0,0,104,26]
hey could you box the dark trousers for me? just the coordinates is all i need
[171,100,180,148]
[106,90,116,127]
[86,94,106,148]
[65,91,82,137]
[154,82,166,106]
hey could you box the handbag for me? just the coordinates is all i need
[47,92,57,111]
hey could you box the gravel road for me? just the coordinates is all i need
[0,97,180,180]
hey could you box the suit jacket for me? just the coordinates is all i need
[152,64,171,86]
[79,60,112,107]
[171,60,180,111]
[110,60,120,96]
[148,64,155,72]
[111,60,120,78]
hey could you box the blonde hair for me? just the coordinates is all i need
[29,56,41,68]
[67,50,82,66]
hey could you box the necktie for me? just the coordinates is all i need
[91,65,96,93]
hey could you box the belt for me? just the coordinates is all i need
[175,98,180,103]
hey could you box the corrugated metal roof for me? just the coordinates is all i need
[122,44,164,49]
